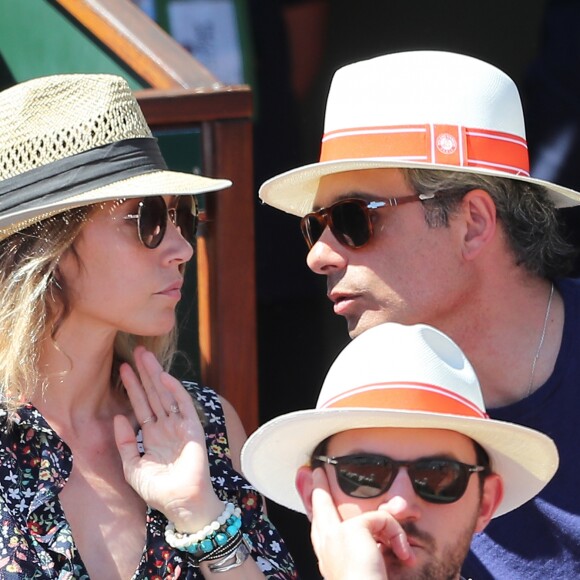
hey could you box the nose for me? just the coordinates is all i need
[162,220,195,264]
[306,227,349,274]
[377,468,421,522]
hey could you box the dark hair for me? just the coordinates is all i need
[402,168,577,279]
[473,440,492,493]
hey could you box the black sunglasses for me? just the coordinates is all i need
[124,195,198,249]
[300,195,429,250]
[313,453,486,504]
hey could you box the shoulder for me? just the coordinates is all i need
[181,381,247,472]
[181,381,225,423]
[217,396,248,473]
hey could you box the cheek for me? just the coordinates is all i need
[325,475,368,520]
[334,498,369,520]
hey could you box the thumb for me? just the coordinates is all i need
[113,414,140,470]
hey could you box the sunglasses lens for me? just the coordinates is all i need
[301,214,324,249]
[138,196,167,249]
[335,456,396,498]
[173,195,197,243]
[330,201,371,248]
[409,460,469,504]
[331,456,471,503]
[301,201,373,250]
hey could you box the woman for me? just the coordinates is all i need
[0,74,297,579]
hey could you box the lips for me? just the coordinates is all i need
[158,279,183,297]
[329,291,360,315]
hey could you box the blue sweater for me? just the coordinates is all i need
[462,278,580,578]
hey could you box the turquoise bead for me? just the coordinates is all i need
[201,538,215,553]
[187,542,199,554]
[215,532,228,546]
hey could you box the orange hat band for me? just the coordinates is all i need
[320,123,530,177]
[321,382,488,419]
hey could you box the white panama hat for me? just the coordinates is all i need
[241,322,559,517]
[259,50,580,216]
[0,73,231,239]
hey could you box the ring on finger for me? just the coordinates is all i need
[141,415,156,426]
[170,403,180,414]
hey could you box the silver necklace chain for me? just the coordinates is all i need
[527,283,554,397]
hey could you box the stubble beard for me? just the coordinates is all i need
[383,515,478,580]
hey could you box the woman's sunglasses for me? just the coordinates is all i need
[300,195,426,250]
[124,195,198,249]
[313,453,487,504]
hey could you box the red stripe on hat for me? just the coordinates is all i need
[321,382,488,419]
[320,124,529,176]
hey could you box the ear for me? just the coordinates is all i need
[474,473,504,532]
[458,189,497,261]
[296,466,315,521]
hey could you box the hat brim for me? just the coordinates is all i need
[241,407,558,517]
[0,169,231,240]
[259,158,580,217]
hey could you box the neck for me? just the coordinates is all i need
[434,275,562,409]
[33,319,127,428]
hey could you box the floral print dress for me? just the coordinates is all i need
[0,383,298,579]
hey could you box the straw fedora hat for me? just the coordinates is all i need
[241,322,558,517]
[259,50,580,217]
[0,73,231,239]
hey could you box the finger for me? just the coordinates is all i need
[310,468,343,549]
[120,362,156,427]
[363,510,412,563]
[158,372,206,437]
[113,414,140,476]
[133,347,171,418]
[137,348,187,418]
[311,468,342,525]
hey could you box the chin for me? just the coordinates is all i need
[347,315,378,339]
[346,317,365,338]
[382,554,415,580]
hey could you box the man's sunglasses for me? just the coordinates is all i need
[300,195,430,250]
[124,195,198,249]
[313,453,486,504]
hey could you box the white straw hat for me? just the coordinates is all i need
[0,73,231,239]
[241,322,558,517]
[259,50,580,216]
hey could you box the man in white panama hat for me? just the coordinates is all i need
[242,322,559,580]
[258,50,580,577]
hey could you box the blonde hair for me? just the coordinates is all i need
[0,205,177,417]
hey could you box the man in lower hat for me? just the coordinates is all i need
[257,49,580,577]
[242,323,558,580]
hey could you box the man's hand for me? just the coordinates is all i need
[308,468,413,580]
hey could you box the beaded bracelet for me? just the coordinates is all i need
[199,532,242,563]
[164,501,243,560]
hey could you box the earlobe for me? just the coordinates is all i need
[296,466,315,521]
[475,473,504,532]
[460,189,497,261]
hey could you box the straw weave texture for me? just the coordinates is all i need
[0,74,151,181]
[0,73,231,238]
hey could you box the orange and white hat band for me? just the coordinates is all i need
[321,381,488,419]
[320,123,530,177]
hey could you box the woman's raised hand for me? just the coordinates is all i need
[113,346,224,531]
